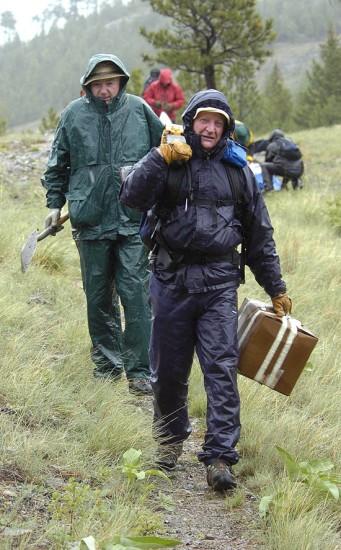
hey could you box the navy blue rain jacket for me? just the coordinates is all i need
[120,90,286,297]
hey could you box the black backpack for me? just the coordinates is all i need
[278,137,302,161]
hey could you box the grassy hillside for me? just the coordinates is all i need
[0,124,340,548]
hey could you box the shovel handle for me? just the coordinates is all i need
[37,212,70,242]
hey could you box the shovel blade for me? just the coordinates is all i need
[21,230,39,273]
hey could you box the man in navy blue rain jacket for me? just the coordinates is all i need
[120,89,292,492]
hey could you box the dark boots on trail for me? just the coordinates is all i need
[155,442,183,471]
[206,459,237,492]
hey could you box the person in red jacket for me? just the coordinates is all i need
[143,68,185,122]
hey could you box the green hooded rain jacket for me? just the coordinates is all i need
[42,53,164,240]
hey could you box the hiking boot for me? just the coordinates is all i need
[128,378,153,396]
[206,459,237,492]
[155,442,183,471]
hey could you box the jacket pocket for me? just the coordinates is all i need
[190,205,242,253]
[67,166,110,228]
[214,206,243,249]
[66,190,103,227]
[161,205,196,249]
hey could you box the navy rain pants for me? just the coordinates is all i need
[149,275,241,465]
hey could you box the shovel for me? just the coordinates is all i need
[20,212,70,273]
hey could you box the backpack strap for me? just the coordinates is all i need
[224,163,248,283]
[164,162,190,209]
[147,163,190,264]
[224,163,246,214]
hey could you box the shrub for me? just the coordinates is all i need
[39,107,60,133]
[326,195,341,234]
[0,116,7,136]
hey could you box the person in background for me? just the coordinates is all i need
[261,129,304,191]
[143,67,185,122]
[142,68,160,94]
[234,120,253,152]
[233,120,267,191]
[42,53,164,395]
[120,89,292,491]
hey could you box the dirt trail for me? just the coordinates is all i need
[155,423,262,550]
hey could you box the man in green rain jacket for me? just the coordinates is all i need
[42,53,164,394]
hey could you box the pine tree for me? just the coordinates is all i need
[126,68,144,96]
[260,63,293,132]
[0,11,17,42]
[0,115,7,136]
[140,0,275,89]
[39,108,60,133]
[227,60,261,123]
[295,28,341,128]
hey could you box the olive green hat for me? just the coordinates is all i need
[84,61,125,86]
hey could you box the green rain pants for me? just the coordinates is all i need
[78,235,151,380]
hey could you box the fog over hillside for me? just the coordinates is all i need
[0,0,340,127]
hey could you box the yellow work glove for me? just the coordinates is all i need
[161,125,185,144]
[158,141,192,165]
[271,293,292,316]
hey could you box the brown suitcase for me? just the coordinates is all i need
[237,298,318,396]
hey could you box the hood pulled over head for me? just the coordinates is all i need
[80,53,130,90]
[182,89,235,148]
[159,68,173,86]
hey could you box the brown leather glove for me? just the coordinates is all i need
[158,141,192,164]
[271,293,292,316]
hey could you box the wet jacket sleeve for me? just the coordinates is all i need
[41,118,70,209]
[242,167,287,297]
[119,148,168,211]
